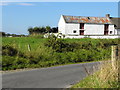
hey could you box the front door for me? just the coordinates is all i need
[80,30,84,35]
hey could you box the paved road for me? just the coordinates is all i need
[2,62,101,88]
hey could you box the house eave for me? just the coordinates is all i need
[65,22,114,25]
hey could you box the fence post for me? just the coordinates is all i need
[111,45,120,83]
[117,45,120,83]
[111,45,116,70]
[28,44,31,51]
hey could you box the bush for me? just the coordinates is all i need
[2,56,30,70]
[2,45,18,56]
[13,57,30,69]
[2,56,16,70]
[44,35,66,52]
[45,35,80,52]
[2,45,25,57]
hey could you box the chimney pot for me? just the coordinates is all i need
[106,14,110,18]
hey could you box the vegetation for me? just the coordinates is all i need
[71,60,119,88]
[2,36,119,71]
[0,31,26,37]
[0,32,6,37]
[28,26,58,35]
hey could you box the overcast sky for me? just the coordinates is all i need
[2,2,119,35]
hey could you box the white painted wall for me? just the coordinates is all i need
[109,25,117,35]
[64,23,115,35]
[84,24,104,35]
[65,35,120,39]
[58,16,117,36]
[116,29,120,35]
[58,15,66,34]
[65,23,79,35]
[85,24,115,35]
[118,29,120,35]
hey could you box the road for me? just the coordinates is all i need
[2,62,101,88]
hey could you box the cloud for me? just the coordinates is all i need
[18,3,35,6]
[0,2,9,6]
[0,2,35,6]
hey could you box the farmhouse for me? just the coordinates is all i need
[58,14,120,38]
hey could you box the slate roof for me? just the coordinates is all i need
[63,15,120,29]
[110,17,120,29]
[63,15,112,24]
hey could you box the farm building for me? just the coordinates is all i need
[58,14,120,38]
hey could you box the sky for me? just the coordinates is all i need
[1,2,119,35]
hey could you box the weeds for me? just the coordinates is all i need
[72,60,119,88]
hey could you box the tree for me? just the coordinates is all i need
[28,26,54,35]
[28,27,33,35]
[51,27,58,33]
[41,27,46,33]
[33,27,39,31]
[46,26,51,33]
[0,32,6,37]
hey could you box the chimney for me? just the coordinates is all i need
[106,14,110,18]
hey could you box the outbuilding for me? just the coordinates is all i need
[58,14,120,38]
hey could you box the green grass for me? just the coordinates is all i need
[71,71,107,88]
[71,61,119,88]
[2,37,119,52]
[2,37,47,52]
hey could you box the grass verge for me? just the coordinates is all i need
[1,60,105,74]
[71,60,119,88]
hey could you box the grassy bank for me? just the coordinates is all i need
[2,36,119,71]
[71,60,119,88]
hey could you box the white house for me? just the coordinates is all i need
[58,14,120,39]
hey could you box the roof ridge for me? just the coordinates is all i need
[62,15,113,24]
[62,15,107,18]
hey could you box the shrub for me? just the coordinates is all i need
[44,35,66,52]
[2,56,30,70]
[2,56,16,70]
[2,45,18,56]
[2,45,25,57]
[13,57,30,69]
[45,35,80,52]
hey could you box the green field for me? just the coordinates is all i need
[2,36,119,71]
[2,37,46,52]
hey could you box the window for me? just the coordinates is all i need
[80,30,84,35]
[104,24,109,35]
[80,23,84,29]
[110,31,112,34]
[73,30,76,33]
[104,24,109,31]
